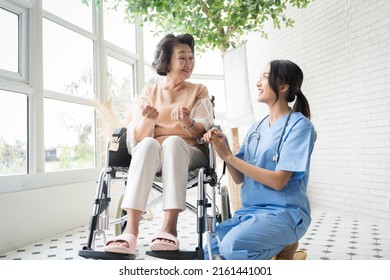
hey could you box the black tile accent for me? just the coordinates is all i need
[373,255,383,259]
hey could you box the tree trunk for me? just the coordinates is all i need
[228,127,242,213]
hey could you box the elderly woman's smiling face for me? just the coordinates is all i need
[168,43,195,81]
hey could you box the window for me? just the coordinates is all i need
[191,50,225,117]
[107,55,135,100]
[43,18,94,97]
[193,50,224,75]
[42,0,92,32]
[103,1,137,53]
[190,78,225,114]
[0,2,28,82]
[44,99,95,171]
[0,7,19,73]
[142,22,161,65]
[0,90,28,175]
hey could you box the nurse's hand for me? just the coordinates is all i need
[203,128,232,160]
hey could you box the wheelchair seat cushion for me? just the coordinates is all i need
[154,168,200,183]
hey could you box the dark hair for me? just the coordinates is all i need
[152,33,195,76]
[268,60,311,119]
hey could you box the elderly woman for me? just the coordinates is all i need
[104,33,213,255]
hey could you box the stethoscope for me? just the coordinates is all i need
[246,110,293,164]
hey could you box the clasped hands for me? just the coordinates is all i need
[203,127,232,161]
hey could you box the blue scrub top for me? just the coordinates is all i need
[236,112,316,234]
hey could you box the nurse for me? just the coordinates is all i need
[203,60,316,260]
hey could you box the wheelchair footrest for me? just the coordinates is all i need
[78,247,136,260]
[146,249,202,260]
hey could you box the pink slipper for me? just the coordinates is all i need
[150,232,180,251]
[104,233,138,255]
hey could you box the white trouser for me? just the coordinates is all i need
[121,136,208,212]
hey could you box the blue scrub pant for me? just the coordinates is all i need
[205,209,299,260]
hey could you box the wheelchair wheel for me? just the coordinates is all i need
[220,185,231,221]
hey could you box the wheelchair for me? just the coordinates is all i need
[78,125,230,260]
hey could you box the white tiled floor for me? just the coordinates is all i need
[1,204,389,260]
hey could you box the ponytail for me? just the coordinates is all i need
[293,90,311,119]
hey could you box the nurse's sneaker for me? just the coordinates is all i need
[293,250,307,260]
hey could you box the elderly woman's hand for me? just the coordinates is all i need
[141,104,159,121]
[171,106,193,128]
[203,128,232,161]
[203,127,218,142]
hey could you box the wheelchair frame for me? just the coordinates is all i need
[78,127,229,260]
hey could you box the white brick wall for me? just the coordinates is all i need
[245,0,390,223]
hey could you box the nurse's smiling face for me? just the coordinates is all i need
[256,64,275,104]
